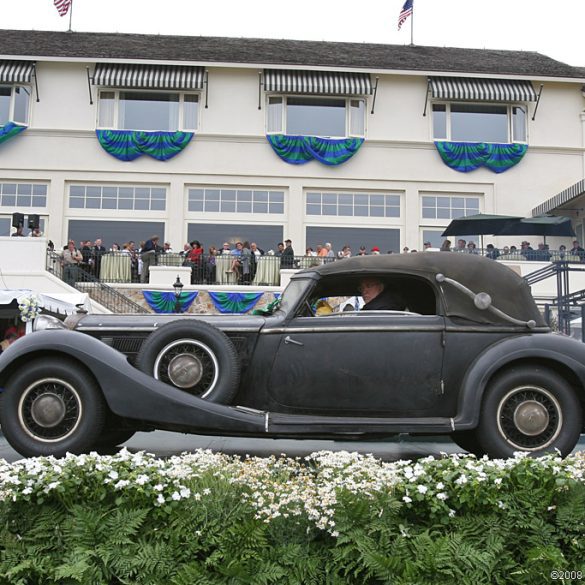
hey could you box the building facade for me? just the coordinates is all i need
[0,29,584,253]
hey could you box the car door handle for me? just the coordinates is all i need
[284,335,304,347]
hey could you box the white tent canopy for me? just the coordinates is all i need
[0,289,91,315]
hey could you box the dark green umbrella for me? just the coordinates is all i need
[441,213,523,237]
[496,216,575,242]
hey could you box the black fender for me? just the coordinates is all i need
[0,330,265,434]
[454,333,585,430]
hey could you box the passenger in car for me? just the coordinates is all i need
[359,278,407,311]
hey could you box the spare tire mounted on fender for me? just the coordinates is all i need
[136,320,240,403]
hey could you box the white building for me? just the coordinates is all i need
[0,29,584,253]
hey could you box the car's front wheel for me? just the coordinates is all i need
[136,321,240,403]
[477,367,582,458]
[0,358,106,458]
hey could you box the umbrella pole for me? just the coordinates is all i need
[481,235,484,251]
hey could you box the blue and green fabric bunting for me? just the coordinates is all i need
[143,291,198,313]
[434,141,528,173]
[208,292,263,314]
[96,130,194,161]
[267,134,364,166]
[0,122,27,146]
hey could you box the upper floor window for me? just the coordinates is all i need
[432,103,527,143]
[306,191,400,218]
[97,90,198,132]
[0,86,30,126]
[422,195,480,220]
[69,184,166,211]
[188,187,285,214]
[263,69,372,139]
[267,96,365,138]
[0,182,47,207]
[428,76,536,145]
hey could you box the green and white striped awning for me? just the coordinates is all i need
[429,76,538,102]
[93,63,205,90]
[264,69,372,95]
[0,60,35,84]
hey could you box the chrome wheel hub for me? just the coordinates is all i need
[168,353,203,388]
[30,393,67,428]
[513,400,549,436]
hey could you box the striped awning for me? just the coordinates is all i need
[429,77,538,102]
[0,60,35,84]
[532,178,585,216]
[92,63,204,90]
[264,69,372,95]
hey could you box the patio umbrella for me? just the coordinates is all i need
[441,213,523,237]
[496,216,575,243]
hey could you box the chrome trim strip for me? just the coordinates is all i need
[450,418,455,431]
[262,325,445,334]
[265,412,269,433]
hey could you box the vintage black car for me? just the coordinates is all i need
[0,253,583,459]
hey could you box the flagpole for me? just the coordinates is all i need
[410,1,414,45]
[68,0,73,31]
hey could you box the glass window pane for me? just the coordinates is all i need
[338,193,353,205]
[267,96,283,133]
[437,208,451,219]
[183,94,198,130]
[306,204,321,215]
[253,202,268,213]
[422,196,435,207]
[338,205,353,216]
[322,205,337,216]
[354,194,368,206]
[385,206,400,218]
[2,194,16,206]
[0,87,10,125]
[16,195,32,206]
[512,106,526,142]
[189,188,204,200]
[422,208,436,219]
[370,195,384,206]
[33,184,47,196]
[221,201,236,212]
[451,197,464,208]
[269,191,284,203]
[87,186,101,198]
[134,199,149,210]
[354,206,368,217]
[102,198,117,210]
[3,183,17,195]
[70,185,85,197]
[437,197,450,208]
[86,198,100,209]
[306,192,321,204]
[286,97,346,137]
[450,103,508,142]
[151,188,165,200]
[349,99,365,136]
[32,196,45,207]
[135,187,150,199]
[370,207,384,217]
[206,189,220,201]
[119,91,179,131]
[69,197,84,208]
[269,202,284,214]
[119,187,133,198]
[189,200,203,212]
[98,91,115,127]
[254,191,268,202]
[222,189,236,201]
[12,86,29,124]
[322,193,337,205]
[238,190,252,202]
[432,104,447,139]
[205,200,220,212]
[237,201,252,213]
[151,199,165,211]
[17,184,32,195]
[118,198,133,210]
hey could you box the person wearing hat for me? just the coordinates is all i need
[371,246,381,255]
[280,238,295,268]
[423,241,432,251]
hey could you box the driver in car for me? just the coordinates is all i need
[359,277,407,311]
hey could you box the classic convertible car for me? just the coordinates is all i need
[0,253,583,459]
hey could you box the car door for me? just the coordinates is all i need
[267,311,446,417]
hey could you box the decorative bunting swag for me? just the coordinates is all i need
[208,292,263,314]
[434,141,528,174]
[143,291,198,313]
[267,134,364,166]
[0,122,27,145]
[96,130,193,161]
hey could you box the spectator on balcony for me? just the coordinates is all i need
[467,241,479,254]
[11,226,25,237]
[185,240,204,283]
[402,247,409,254]
[534,242,552,262]
[306,247,316,256]
[240,241,253,284]
[485,243,500,260]
[250,242,264,257]
[180,243,192,257]
[281,239,295,268]
[338,245,351,259]
[92,238,106,276]
[570,240,585,262]
[357,246,367,256]
[440,240,452,252]
[275,242,284,258]
[61,240,82,286]
[140,235,160,283]
[455,239,467,252]
[317,244,327,257]
[371,246,381,255]
[162,241,173,254]
[558,244,567,260]
[221,242,232,255]
[325,242,335,258]
[520,241,535,261]
[30,227,42,237]
[229,241,244,279]
[423,241,432,251]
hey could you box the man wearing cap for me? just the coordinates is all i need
[423,241,432,251]
[280,238,295,268]
[371,246,381,255]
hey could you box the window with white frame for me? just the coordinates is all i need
[267,96,365,138]
[0,85,30,126]
[432,103,526,143]
[306,191,400,218]
[0,182,47,207]
[188,188,285,214]
[69,185,166,211]
[422,195,480,220]
[97,90,199,131]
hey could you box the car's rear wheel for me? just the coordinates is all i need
[0,358,106,458]
[477,367,582,458]
[136,321,240,403]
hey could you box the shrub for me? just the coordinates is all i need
[0,449,583,584]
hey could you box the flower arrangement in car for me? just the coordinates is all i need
[18,295,40,322]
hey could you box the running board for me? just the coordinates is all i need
[265,412,455,434]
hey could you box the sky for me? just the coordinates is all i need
[1,0,584,68]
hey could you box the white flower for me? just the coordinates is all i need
[135,474,149,485]
[417,485,428,494]
[157,494,165,505]
[402,496,412,503]
[436,492,448,501]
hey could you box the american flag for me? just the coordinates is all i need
[54,0,72,16]
[398,0,413,30]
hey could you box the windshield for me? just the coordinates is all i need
[277,279,312,316]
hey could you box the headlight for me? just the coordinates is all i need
[33,315,67,332]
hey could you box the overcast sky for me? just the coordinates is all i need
[2,0,584,67]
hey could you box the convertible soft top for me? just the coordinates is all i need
[297,253,546,326]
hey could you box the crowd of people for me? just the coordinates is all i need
[52,235,585,286]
